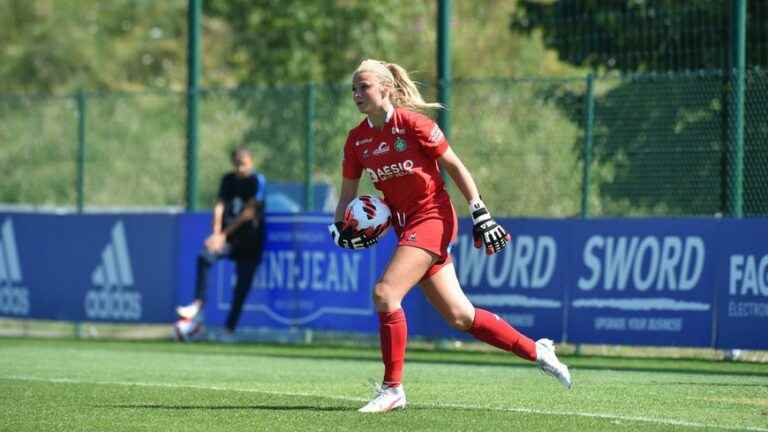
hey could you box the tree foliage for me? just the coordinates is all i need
[511,0,768,73]
[202,0,430,85]
[510,0,768,216]
[0,0,194,93]
[0,0,601,216]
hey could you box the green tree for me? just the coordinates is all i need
[510,0,768,216]
[0,0,196,93]
[202,0,428,85]
[0,0,595,215]
[196,0,432,207]
[510,0,767,73]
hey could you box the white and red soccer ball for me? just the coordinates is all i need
[173,317,203,342]
[344,195,392,238]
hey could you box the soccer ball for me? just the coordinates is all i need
[173,317,203,342]
[344,195,392,238]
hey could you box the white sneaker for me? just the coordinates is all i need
[176,302,201,320]
[358,384,406,413]
[536,338,572,390]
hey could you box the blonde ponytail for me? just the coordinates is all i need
[386,63,443,112]
[354,59,443,113]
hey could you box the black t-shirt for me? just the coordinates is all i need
[217,171,266,246]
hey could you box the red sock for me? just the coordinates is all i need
[469,308,537,361]
[379,308,407,386]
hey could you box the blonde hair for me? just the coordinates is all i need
[353,59,443,112]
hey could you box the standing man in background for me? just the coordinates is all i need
[176,147,266,342]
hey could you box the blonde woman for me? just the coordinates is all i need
[329,60,572,413]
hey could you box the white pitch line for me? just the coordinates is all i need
[3,375,766,432]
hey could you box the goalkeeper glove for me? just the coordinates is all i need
[328,221,386,250]
[469,197,511,255]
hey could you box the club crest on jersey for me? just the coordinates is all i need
[373,142,390,156]
[395,137,407,152]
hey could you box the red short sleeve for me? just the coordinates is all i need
[409,112,449,159]
[342,133,363,179]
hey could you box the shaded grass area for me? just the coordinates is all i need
[3,336,766,377]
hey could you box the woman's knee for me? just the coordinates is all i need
[372,280,402,310]
[445,308,475,331]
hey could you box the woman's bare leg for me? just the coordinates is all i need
[420,263,536,360]
[373,246,437,388]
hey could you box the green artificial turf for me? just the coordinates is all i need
[1,338,767,431]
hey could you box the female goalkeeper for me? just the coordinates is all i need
[329,59,572,413]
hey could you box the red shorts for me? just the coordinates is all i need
[392,203,458,280]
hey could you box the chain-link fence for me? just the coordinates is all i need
[743,69,768,216]
[589,71,727,216]
[2,69,766,217]
[511,0,768,73]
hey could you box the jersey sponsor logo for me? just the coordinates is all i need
[428,124,444,143]
[0,218,30,316]
[366,160,415,183]
[395,137,407,152]
[85,221,142,320]
[355,138,373,146]
[373,142,390,156]
[392,127,405,135]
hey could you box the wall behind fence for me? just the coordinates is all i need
[2,210,766,349]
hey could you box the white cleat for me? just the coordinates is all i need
[358,384,407,413]
[176,302,201,320]
[536,338,572,390]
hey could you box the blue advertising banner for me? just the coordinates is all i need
[448,218,569,341]
[184,216,569,341]
[0,214,65,320]
[566,219,717,347]
[714,219,768,349]
[3,209,767,350]
[0,213,177,323]
[177,213,388,333]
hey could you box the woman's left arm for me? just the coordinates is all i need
[438,146,511,255]
[437,147,480,203]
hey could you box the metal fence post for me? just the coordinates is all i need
[571,73,596,355]
[580,73,595,219]
[437,0,451,140]
[304,83,316,211]
[728,0,746,218]
[76,90,86,213]
[185,0,201,211]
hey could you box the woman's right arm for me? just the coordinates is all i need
[334,177,360,222]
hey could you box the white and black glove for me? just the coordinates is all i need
[470,197,511,255]
[328,221,386,250]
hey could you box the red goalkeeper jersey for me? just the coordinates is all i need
[342,107,450,217]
